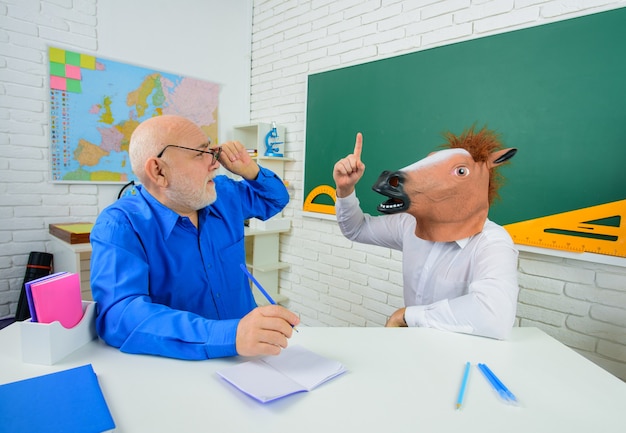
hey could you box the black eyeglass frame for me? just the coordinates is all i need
[156,143,221,164]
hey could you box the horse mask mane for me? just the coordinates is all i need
[372,126,517,242]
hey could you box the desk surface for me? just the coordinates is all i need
[1,325,624,433]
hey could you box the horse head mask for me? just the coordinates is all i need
[372,127,516,242]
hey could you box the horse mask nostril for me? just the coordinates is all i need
[373,171,410,214]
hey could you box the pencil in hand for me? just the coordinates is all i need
[240,263,299,332]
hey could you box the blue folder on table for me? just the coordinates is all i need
[0,364,115,433]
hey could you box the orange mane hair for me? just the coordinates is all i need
[442,125,506,205]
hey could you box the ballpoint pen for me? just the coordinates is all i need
[456,361,471,410]
[477,363,518,405]
[240,263,298,332]
[479,363,518,403]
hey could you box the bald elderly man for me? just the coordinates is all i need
[90,115,299,360]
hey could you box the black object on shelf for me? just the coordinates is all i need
[15,252,53,321]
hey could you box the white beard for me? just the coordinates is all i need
[164,170,217,211]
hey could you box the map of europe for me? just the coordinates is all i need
[49,46,219,182]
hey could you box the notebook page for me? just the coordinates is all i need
[217,358,306,403]
[262,345,347,391]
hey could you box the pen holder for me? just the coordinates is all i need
[21,301,97,365]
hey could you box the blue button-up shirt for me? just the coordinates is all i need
[90,167,289,359]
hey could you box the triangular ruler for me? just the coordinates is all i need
[503,200,626,257]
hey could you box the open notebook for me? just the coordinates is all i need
[217,345,347,403]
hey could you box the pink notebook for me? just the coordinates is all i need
[30,272,83,328]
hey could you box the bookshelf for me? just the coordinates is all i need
[234,122,292,304]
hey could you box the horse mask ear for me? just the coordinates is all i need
[489,148,517,168]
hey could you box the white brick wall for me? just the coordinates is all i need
[249,0,626,380]
[518,251,626,378]
[0,0,101,320]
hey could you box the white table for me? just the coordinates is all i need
[1,325,624,433]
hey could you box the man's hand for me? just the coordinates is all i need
[217,140,260,180]
[236,305,301,356]
[385,308,408,327]
[333,132,366,198]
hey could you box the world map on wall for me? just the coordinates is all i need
[49,46,220,183]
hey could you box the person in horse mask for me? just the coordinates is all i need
[332,126,519,340]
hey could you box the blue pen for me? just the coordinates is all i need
[477,363,514,404]
[480,363,518,403]
[240,263,298,332]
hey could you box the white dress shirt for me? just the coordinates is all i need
[336,192,519,339]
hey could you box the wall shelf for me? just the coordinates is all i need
[235,122,291,305]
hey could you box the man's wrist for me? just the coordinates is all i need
[242,165,261,181]
[335,186,355,198]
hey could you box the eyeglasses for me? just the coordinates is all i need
[156,142,221,164]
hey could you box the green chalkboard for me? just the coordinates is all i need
[304,8,626,225]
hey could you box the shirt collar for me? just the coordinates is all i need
[453,219,490,249]
[138,186,186,239]
[455,237,471,249]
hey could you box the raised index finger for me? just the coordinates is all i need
[354,132,363,161]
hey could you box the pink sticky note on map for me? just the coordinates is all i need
[65,64,81,80]
[50,76,66,90]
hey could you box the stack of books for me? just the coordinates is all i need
[25,272,84,329]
